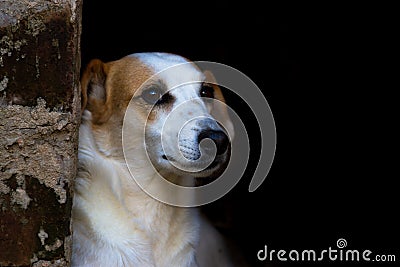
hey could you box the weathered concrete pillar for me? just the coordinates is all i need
[0,1,81,266]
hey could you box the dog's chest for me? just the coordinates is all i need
[126,197,199,263]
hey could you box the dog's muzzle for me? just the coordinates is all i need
[178,118,229,161]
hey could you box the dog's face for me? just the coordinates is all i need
[81,52,234,178]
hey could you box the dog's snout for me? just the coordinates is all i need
[197,130,229,156]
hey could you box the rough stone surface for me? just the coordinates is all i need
[0,1,81,266]
[0,0,80,110]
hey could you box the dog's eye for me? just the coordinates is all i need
[200,83,214,98]
[141,87,173,105]
[141,87,163,104]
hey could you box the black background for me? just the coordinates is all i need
[81,2,397,266]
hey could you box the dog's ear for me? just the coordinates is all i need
[204,70,235,139]
[81,59,112,124]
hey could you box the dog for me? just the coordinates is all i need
[71,52,239,266]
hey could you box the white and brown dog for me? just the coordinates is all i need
[72,52,238,266]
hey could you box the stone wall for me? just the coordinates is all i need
[0,1,82,266]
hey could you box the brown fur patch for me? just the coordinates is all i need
[81,56,155,125]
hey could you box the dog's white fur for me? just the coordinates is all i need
[72,53,236,266]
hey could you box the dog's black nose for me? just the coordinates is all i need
[197,130,229,156]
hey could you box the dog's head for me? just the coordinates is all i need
[81,52,234,179]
